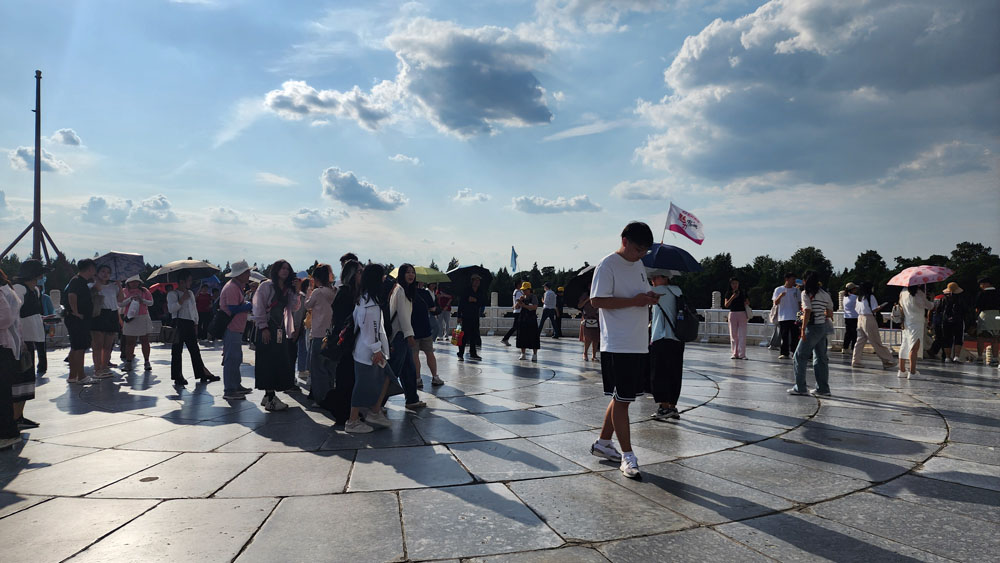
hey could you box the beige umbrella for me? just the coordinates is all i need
[146,260,220,284]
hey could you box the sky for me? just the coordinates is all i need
[1,0,998,274]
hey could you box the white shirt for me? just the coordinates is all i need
[590,252,650,354]
[353,295,389,365]
[802,289,833,325]
[13,284,45,343]
[512,289,524,311]
[842,294,859,319]
[167,289,198,321]
[772,285,801,321]
[543,289,557,309]
[855,295,879,316]
[389,285,414,339]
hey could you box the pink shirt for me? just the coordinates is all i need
[220,280,249,333]
[121,287,153,316]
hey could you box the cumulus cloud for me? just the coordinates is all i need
[80,194,179,224]
[50,128,82,146]
[389,154,421,165]
[8,147,72,174]
[320,167,407,210]
[883,141,993,184]
[453,188,491,203]
[635,0,1000,187]
[291,208,347,229]
[512,194,602,213]
[263,79,399,131]
[255,172,297,186]
[209,207,246,224]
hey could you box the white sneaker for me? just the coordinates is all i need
[0,435,23,449]
[72,376,97,385]
[951,357,960,363]
[908,371,919,379]
[590,441,622,462]
[897,370,908,378]
[531,351,537,360]
[518,351,526,360]
[778,354,790,359]
[345,419,373,433]
[264,396,288,411]
[366,412,391,428]
[620,454,641,479]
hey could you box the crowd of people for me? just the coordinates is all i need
[0,228,997,479]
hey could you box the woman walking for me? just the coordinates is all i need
[119,275,154,372]
[578,290,599,361]
[388,264,424,409]
[789,271,834,396]
[842,282,859,354]
[897,284,934,378]
[725,278,749,360]
[168,272,218,386]
[305,264,337,406]
[515,282,540,361]
[456,274,484,362]
[13,261,46,429]
[90,264,120,378]
[251,260,300,411]
[324,259,361,423]
[851,281,895,369]
[648,269,685,420]
[0,269,24,449]
[939,283,967,363]
[346,263,394,433]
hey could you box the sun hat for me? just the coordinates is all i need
[226,260,252,278]
[125,274,142,284]
[557,286,564,292]
[470,273,482,280]
[845,282,858,291]
[520,282,532,290]
[15,259,49,281]
[944,282,963,294]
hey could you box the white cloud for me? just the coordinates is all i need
[512,194,602,213]
[50,128,82,146]
[610,178,683,200]
[883,141,993,184]
[263,79,399,131]
[255,172,297,186]
[453,188,491,203]
[320,167,407,210]
[8,146,72,174]
[209,207,246,224]
[635,0,1000,187]
[532,0,669,34]
[291,208,346,229]
[389,154,421,165]
[214,98,268,148]
[0,189,25,222]
[80,194,178,224]
[542,118,631,141]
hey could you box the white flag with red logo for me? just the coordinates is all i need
[666,202,704,245]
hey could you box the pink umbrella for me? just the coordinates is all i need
[887,265,953,287]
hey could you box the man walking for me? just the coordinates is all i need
[220,260,254,400]
[500,285,523,346]
[589,222,659,479]
[538,282,561,338]
[773,273,801,359]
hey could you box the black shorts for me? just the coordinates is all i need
[64,315,92,351]
[601,351,648,402]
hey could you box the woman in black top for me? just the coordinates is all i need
[724,277,749,359]
[457,274,485,361]
[322,259,361,424]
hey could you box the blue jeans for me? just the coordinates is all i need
[309,336,334,401]
[222,329,244,394]
[793,323,829,393]
[297,330,310,372]
[389,332,420,404]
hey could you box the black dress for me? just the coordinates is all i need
[321,288,356,424]
[457,289,484,353]
[254,284,294,391]
[515,295,541,350]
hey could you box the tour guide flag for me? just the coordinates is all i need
[510,246,518,272]
[666,202,705,245]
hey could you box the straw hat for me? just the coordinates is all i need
[226,260,252,278]
[845,282,858,291]
[520,281,532,290]
[944,282,963,294]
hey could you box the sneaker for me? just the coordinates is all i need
[778,354,789,359]
[470,353,482,361]
[366,412,392,428]
[731,355,739,359]
[405,401,427,409]
[457,353,464,362]
[809,389,832,397]
[590,440,622,462]
[620,454,641,480]
[951,357,960,363]
[431,376,445,386]
[651,406,680,421]
[518,351,526,360]
[16,417,40,429]
[223,392,247,400]
[908,371,919,379]
[896,370,908,378]
[531,351,537,361]
[265,396,288,411]
[881,361,896,370]
[240,386,253,394]
[345,419,373,433]
[416,379,424,389]
[144,362,153,371]
[72,376,97,385]
[500,338,511,347]
[0,436,23,450]
[787,387,809,396]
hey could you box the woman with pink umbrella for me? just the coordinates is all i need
[895,284,934,379]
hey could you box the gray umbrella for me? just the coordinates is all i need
[95,251,145,281]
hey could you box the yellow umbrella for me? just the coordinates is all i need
[390,266,451,283]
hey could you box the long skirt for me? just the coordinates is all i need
[515,312,540,350]
[13,348,35,403]
[351,361,391,408]
[254,339,293,391]
[899,320,926,357]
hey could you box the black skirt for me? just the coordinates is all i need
[254,339,293,391]
[515,311,540,350]
[91,309,121,333]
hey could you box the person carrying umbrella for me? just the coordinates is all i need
[457,274,485,361]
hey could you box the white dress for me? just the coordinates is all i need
[898,289,933,356]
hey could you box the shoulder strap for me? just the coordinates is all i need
[657,302,678,334]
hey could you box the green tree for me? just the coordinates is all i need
[786,246,833,283]
[677,253,733,309]
[528,262,543,291]
[428,259,439,271]
[446,257,460,271]
[490,267,514,306]
[851,250,890,286]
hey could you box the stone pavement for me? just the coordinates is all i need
[1,337,997,562]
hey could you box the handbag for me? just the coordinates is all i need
[123,299,140,323]
[160,324,180,345]
[824,318,836,336]
[745,303,753,319]
[583,318,599,329]
[890,303,903,325]
[450,324,464,346]
[768,304,778,324]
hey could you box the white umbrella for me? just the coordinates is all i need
[147,260,220,284]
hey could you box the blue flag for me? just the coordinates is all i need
[510,246,518,272]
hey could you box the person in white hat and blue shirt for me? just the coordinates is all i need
[219,260,255,400]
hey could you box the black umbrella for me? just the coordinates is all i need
[563,264,596,310]
[446,265,493,299]
[641,243,702,273]
[146,260,221,284]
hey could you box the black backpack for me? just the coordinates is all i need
[941,294,961,324]
[658,288,700,343]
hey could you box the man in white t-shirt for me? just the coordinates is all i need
[538,282,561,338]
[772,273,801,359]
[588,222,659,480]
[500,287,524,346]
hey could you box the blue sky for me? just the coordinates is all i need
[1,0,998,274]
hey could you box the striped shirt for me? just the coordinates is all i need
[802,289,833,325]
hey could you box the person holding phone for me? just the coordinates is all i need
[851,281,895,369]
